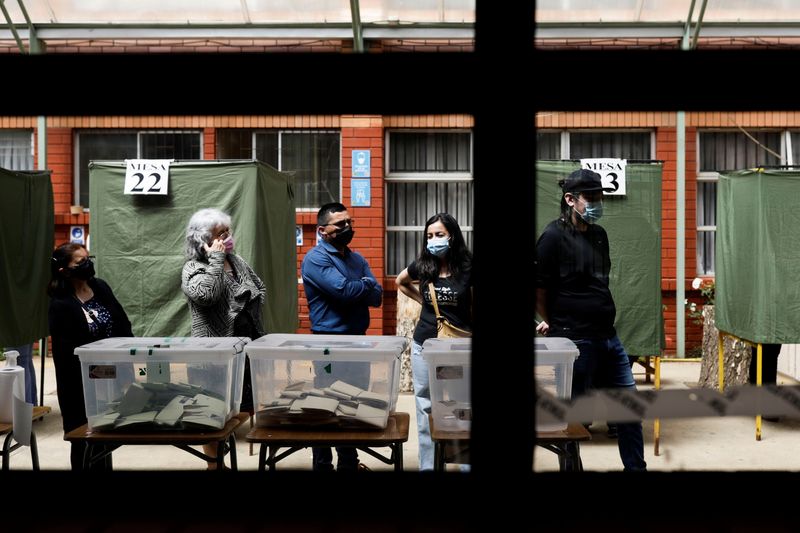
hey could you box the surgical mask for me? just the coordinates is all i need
[330,226,355,247]
[223,235,235,253]
[426,237,450,257]
[69,258,95,280]
[577,199,603,224]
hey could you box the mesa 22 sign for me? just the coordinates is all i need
[580,158,626,196]
[124,159,173,195]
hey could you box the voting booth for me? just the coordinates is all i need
[88,160,297,337]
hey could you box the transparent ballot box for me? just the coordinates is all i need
[75,337,248,432]
[245,334,407,429]
[421,337,472,432]
[534,337,579,432]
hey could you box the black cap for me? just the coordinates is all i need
[559,169,611,193]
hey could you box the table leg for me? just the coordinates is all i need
[228,434,238,471]
[394,443,403,472]
[258,444,267,472]
[1,433,11,471]
[434,441,443,472]
[29,432,39,471]
[215,440,225,471]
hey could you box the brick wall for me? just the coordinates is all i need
[294,116,386,335]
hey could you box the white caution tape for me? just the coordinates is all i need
[536,384,800,425]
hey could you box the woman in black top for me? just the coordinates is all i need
[396,213,473,471]
[48,243,133,470]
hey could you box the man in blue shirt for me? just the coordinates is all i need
[301,202,383,471]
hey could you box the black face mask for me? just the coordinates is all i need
[329,226,355,247]
[69,259,95,280]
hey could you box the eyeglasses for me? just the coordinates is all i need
[323,219,354,230]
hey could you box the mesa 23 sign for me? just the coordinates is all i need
[580,158,626,196]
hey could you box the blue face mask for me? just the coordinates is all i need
[577,199,603,224]
[426,237,450,257]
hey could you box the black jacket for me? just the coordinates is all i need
[48,277,133,432]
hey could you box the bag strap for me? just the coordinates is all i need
[427,283,442,320]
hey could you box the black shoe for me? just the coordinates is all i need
[607,424,618,438]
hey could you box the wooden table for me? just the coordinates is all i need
[245,412,410,472]
[430,416,592,472]
[0,405,51,471]
[64,412,246,471]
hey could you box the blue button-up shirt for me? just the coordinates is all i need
[301,240,383,334]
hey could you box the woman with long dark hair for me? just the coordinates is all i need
[47,242,133,470]
[395,213,473,471]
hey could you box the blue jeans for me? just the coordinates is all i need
[571,335,646,472]
[7,344,37,405]
[411,341,435,471]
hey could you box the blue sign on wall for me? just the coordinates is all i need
[351,179,371,207]
[352,150,370,178]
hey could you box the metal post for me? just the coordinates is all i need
[676,111,686,357]
[38,115,47,407]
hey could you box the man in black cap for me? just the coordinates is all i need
[535,168,647,471]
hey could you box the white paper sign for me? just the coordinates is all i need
[124,159,172,195]
[580,158,627,196]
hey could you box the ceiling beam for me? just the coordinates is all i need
[0,23,473,41]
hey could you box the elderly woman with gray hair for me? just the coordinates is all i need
[182,207,266,469]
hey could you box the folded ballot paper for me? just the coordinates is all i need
[256,378,391,428]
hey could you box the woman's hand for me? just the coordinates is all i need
[203,238,226,255]
[535,320,549,336]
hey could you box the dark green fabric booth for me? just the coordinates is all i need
[0,168,53,347]
[88,160,296,337]
[715,169,800,343]
[535,160,664,357]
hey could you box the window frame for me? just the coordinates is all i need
[0,129,34,170]
[384,128,474,276]
[74,129,203,207]
[695,128,789,275]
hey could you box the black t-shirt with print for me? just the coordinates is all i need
[407,260,473,345]
[535,219,616,340]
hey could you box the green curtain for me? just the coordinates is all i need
[89,160,297,337]
[535,160,664,356]
[0,168,53,346]
[716,169,800,343]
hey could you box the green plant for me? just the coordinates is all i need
[685,277,715,326]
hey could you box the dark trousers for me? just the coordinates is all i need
[748,344,782,385]
[571,336,647,472]
[311,359,371,471]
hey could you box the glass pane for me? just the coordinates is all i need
[697,182,717,227]
[697,230,715,275]
[255,132,279,168]
[360,0,475,23]
[569,132,651,159]
[387,181,474,227]
[791,132,800,166]
[0,131,33,170]
[536,132,560,159]
[386,181,473,274]
[140,132,201,159]
[699,132,781,171]
[4,0,474,24]
[217,129,253,159]
[537,0,800,23]
[281,132,340,208]
[389,132,471,172]
[78,132,138,208]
